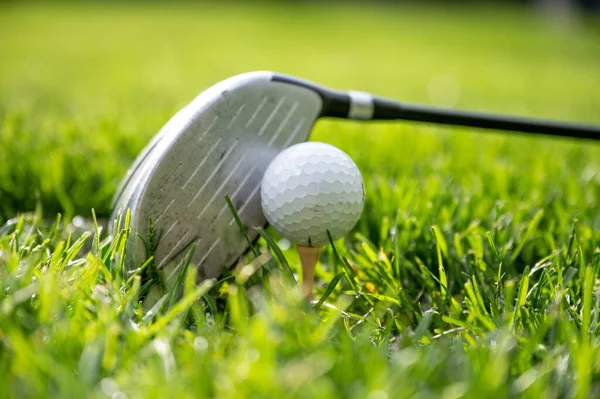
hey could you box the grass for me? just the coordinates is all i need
[1,2,600,398]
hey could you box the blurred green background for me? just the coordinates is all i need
[0,2,599,221]
[2,3,600,398]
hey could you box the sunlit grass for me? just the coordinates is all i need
[1,2,600,398]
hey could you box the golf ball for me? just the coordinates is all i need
[260,142,365,246]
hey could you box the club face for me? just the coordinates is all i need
[111,71,323,279]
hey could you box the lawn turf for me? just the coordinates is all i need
[1,2,600,398]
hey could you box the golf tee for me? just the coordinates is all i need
[296,245,323,301]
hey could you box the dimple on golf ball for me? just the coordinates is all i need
[260,142,365,246]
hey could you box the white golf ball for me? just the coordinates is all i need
[260,142,365,246]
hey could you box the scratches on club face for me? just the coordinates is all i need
[159,164,182,192]
[136,80,321,279]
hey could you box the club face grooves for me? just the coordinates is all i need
[111,72,323,278]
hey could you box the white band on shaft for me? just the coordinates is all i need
[348,90,374,120]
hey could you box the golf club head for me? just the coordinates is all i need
[111,70,600,282]
[111,71,327,279]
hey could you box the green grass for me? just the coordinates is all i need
[1,2,600,398]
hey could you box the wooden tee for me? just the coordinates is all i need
[296,245,323,301]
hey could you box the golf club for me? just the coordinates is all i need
[110,71,600,280]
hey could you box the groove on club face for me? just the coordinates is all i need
[227,105,246,129]
[202,115,220,138]
[182,138,223,191]
[229,181,263,226]
[154,198,175,225]
[158,230,190,269]
[114,73,323,279]
[268,102,300,146]
[185,141,239,208]
[196,151,250,221]
[161,220,179,242]
[212,164,260,222]
[258,97,286,136]
[245,97,268,128]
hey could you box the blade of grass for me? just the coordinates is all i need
[225,194,258,257]
[314,272,345,311]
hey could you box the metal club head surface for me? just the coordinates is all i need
[110,71,324,280]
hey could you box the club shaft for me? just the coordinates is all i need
[370,97,600,140]
[270,73,600,140]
